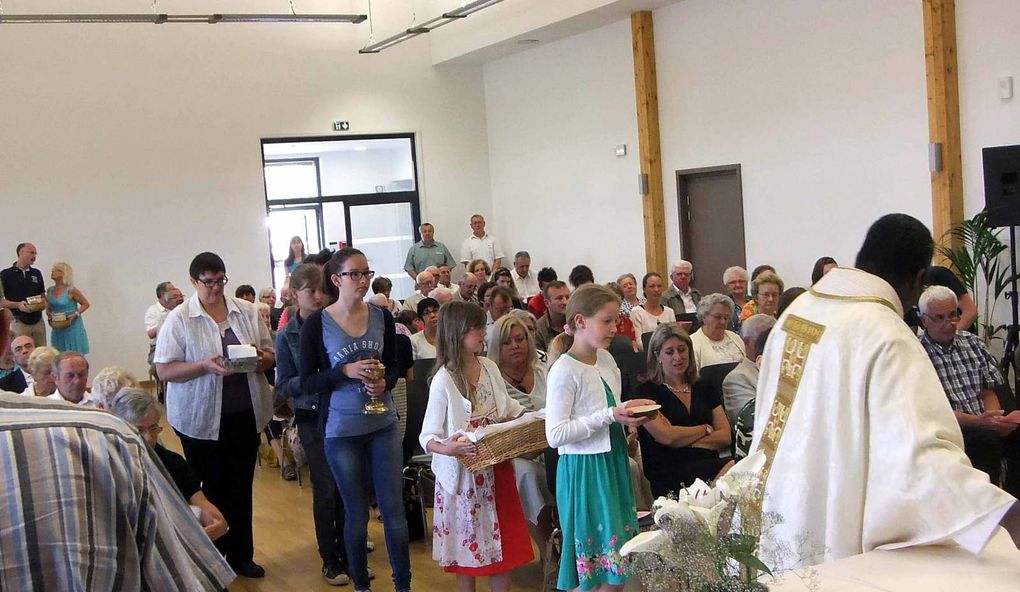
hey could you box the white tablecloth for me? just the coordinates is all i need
[768,529,1020,591]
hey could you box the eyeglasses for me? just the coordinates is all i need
[337,270,376,281]
[197,276,228,288]
[708,313,729,321]
[135,423,163,436]
[924,310,961,324]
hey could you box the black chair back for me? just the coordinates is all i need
[697,361,739,396]
[609,335,645,399]
[544,446,560,496]
[995,381,1018,414]
[402,358,436,461]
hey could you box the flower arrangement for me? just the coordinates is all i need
[621,452,816,592]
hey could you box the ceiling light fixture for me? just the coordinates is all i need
[359,0,505,54]
[0,13,367,25]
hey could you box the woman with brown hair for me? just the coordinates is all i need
[629,323,732,498]
[275,262,350,585]
[298,248,409,592]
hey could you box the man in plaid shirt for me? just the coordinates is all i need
[919,285,1020,494]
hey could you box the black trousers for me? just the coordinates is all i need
[177,410,260,565]
[961,424,1020,497]
[295,410,348,570]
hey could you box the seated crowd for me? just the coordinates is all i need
[1,214,1016,592]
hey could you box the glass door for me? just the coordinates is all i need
[349,202,416,300]
[267,205,321,288]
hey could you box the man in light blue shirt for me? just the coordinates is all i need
[403,222,455,281]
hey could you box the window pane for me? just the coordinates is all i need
[267,207,321,289]
[264,138,414,197]
[264,161,319,200]
[322,201,348,252]
[349,203,415,300]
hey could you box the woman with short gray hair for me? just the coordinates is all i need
[108,387,229,542]
[616,273,644,317]
[723,266,749,331]
[691,293,745,369]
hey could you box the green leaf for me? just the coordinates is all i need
[720,533,757,555]
[731,552,773,577]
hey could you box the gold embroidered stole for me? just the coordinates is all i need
[758,314,826,484]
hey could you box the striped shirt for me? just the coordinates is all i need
[0,391,234,591]
[920,330,1004,416]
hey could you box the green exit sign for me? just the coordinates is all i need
[332,120,350,131]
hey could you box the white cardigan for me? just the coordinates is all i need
[419,356,525,493]
[545,349,621,455]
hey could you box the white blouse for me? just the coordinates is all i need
[630,305,677,349]
[154,294,275,440]
[410,330,437,360]
[691,327,746,369]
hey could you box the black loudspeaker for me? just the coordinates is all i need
[984,144,1020,228]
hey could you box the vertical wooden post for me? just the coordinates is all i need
[923,0,964,261]
[632,11,667,276]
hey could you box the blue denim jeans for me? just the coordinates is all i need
[325,422,411,591]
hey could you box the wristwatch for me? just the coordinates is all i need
[704,425,714,436]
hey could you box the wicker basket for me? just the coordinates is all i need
[49,313,72,329]
[458,419,548,473]
[25,295,46,313]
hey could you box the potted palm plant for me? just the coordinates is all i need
[936,212,1014,346]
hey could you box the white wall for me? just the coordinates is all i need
[484,19,643,283]
[0,6,491,379]
[483,0,933,290]
[958,0,1020,217]
[654,0,931,288]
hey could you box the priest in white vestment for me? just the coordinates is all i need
[751,214,1019,568]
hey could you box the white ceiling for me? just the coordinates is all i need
[428,0,685,65]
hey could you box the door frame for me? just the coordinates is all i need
[676,164,744,261]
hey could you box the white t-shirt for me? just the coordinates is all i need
[630,305,677,349]
[690,328,746,369]
[460,234,504,268]
[410,330,437,360]
[144,302,170,345]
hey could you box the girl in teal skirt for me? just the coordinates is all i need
[545,285,655,591]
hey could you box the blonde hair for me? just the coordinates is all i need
[751,272,785,297]
[643,323,698,385]
[52,261,74,287]
[486,314,537,368]
[91,366,139,409]
[27,346,60,377]
[435,301,487,405]
[547,284,621,365]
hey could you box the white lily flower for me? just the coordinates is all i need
[716,450,766,500]
[689,498,728,536]
[653,498,698,527]
[680,479,721,508]
[619,530,667,557]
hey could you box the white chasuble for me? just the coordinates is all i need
[751,268,1015,568]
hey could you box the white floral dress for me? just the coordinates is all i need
[432,371,503,568]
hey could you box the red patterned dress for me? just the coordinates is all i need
[432,370,534,575]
